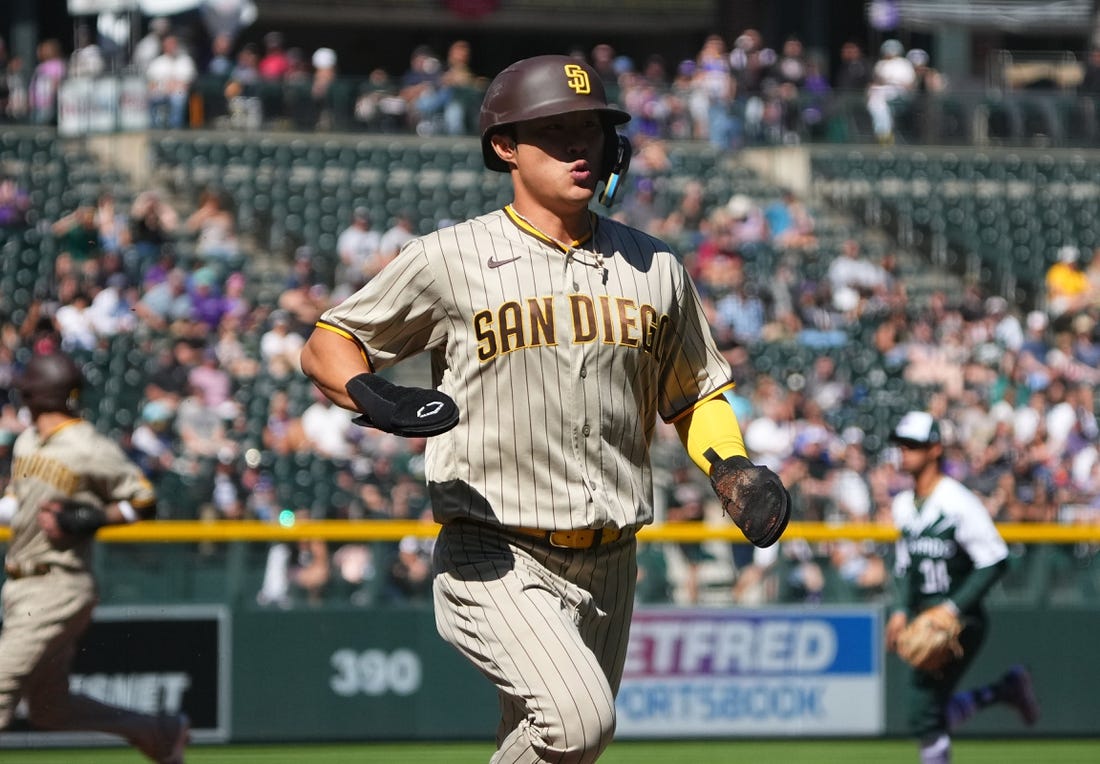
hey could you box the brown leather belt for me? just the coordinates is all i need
[4,562,52,580]
[510,525,624,550]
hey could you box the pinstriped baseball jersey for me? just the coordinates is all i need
[318,205,732,531]
[5,419,156,571]
[1,413,186,756]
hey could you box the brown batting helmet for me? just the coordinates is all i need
[479,54,630,172]
[15,352,84,416]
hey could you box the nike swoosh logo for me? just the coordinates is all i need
[487,255,521,269]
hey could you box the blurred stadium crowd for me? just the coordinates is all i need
[1,22,1100,610]
[6,16,1100,146]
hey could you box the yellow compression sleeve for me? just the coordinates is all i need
[674,395,748,474]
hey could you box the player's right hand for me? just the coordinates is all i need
[38,498,108,545]
[345,373,459,437]
[885,611,909,652]
[37,500,81,550]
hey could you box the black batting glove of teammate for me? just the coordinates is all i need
[53,499,109,538]
[345,373,460,437]
[705,449,791,548]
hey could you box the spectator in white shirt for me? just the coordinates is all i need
[827,238,890,304]
[335,207,383,296]
[378,212,416,261]
[259,310,305,379]
[54,290,98,351]
[147,34,196,128]
[866,39,916,143]
[132,17,170,76]
[69,24,105,78]
[300,385,354,459]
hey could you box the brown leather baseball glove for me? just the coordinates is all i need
[896,605,964,672]
[706,450,791,548]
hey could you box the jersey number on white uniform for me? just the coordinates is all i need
[918,558,950,595]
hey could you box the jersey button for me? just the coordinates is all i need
[572,282,580,291]
[582,424,591,437]
[579,366,587,378]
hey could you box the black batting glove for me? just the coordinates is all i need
[345,373,459,437]
[53,499,109,538]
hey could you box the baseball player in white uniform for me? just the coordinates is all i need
[0,352,189,763]
[301,54,789,762]
[885,411,1038,763]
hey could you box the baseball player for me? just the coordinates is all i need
[885,411,1040,764]
[301,54,789,762]
[0,352,189,763]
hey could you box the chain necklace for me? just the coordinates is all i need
[507,205,606,275]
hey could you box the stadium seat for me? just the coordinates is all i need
[1060,94,1099,144]
[982,96,1024,143]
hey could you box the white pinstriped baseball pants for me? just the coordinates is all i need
[433,521,637,764]
[0,570,166,751]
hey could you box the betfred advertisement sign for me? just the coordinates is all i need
[1,605,229,747]
[617,606,883,737]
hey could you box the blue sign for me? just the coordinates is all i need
[618,606,883,737]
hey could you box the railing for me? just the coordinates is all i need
[4,521,1095,609]
[25,73,1100,150]
[3,520,1098,543]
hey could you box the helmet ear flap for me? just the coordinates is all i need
[598,132,632,208]
[65,384,81,413]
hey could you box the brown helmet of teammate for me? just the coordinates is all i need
[479,54,630,173]
[15,352,84,417]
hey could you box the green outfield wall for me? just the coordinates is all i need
[230,607,497,741]
[223,605,1098,742]
[1,602,1093,748]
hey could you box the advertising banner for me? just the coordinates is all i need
[68,1,139,12]
[119,76,151,131]
[58,77,121,136]
[617,606,883,737]
[0,605,229,748]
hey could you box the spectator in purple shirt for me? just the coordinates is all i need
[190,267,229,332]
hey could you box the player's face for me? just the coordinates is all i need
[510,110,605,210]
[896,440,939,475]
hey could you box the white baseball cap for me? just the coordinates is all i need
[312,47,337,70]
[890,411,941,446]
[906,48,929,67]
[880,39,904,57]
[727,194,754,219]
[1058,245,1079,263]
[1026,310,1048,332]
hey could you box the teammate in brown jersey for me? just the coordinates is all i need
[0,352,189,763]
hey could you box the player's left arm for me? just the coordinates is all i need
[664,262,747,470]
[945,559,1008,614]
[62,450,160,535]
[672,393,747,470]
[39,491,156,541]
[660,260,790,546]
[944,488,1010,613]
[674,394,791,548]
